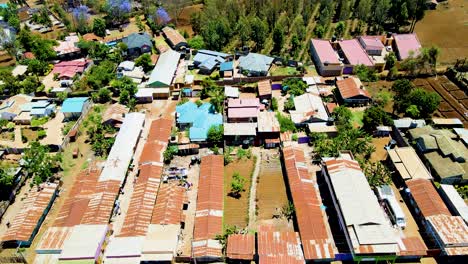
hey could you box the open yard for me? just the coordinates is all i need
[415,0,468,66]
[256,150,288,222]
[224,157,256,228]
[0,130,14,141]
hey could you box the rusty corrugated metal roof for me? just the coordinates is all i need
[36,226,74,252]
[139,141,165,165]
[336,77,370,99]
[2,183,58,243]
[102,103,129,124]
[258,229,305,264]
[398,237,427,256]
[257,80,272,96]
[406,179,451,218]
[283,147,336,260]
[151,183,186,225]
[192,155,224,259]
[426,214,468,256]
[147,118,173,143]
[226,234,255,260]
[80,180,121,225]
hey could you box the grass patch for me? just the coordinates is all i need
[270,66,300,76]
[351,110,364,128]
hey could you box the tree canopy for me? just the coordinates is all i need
[392,79,440,118]
[362,106,393,133]
[23,142,60,185]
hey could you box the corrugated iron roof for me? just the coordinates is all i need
[192,155,224,259]
[258,229,305,264]
[226,234,255,260]
[162,26,187,47]
[2,183,58,243]
[406,179,451,218]
[147,118,173,143]
[426,214,468,256]
[151,183,186,225]
[258,80,272,96]
[398,237,427,256]
[336,77,370,99]
[80,180,121,225]
[36,226,74,252]
[283,147,336,260]
[102,104,129,124]
[139,141,165,165]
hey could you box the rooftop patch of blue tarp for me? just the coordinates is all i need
[176,102,222,141]
[220,61,233,72]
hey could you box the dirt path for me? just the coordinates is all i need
[247,148,261,229]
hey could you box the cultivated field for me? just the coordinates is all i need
[415,0,468,65]
[255,151,288,221]
[413,76,468,127]
[224,158,256,228]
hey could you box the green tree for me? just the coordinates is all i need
[373,0,391,34]
[271,97,278,111]
[355,64,378,82]
[92,87,112,103]
[27,59,49,76]
[23,142,57,185]
[207,86,224,113]
[230,171,246,197]
[356,0,372,23]
[405,104,420,118]
[313,25,326,38]
[92,18,106,37]
[291,35,300,54]
[188,35,205,49]
[190,12,202,35]
[427,45,441,74]
[363,161,392,188]
[207,125,223,143]
[21,76,43,94]
[283,78,307,96]
[332,106,353,129]
[0,167,14,200]
[134,53,153,72]
[250,16,268,51]
[272,24,284,53]
[283,97,295,112]
[163,145,179,163]
[362,106,393,133]
[334,21,346,38]
[276,112,296,132]
[237,16,251,46]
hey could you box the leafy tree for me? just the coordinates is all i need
[385,52,397,70]
[190,12,202,35]
[338,0,352,21]
[405,104,420,118]
[283,78,307,96]
[237,16,251,46]
[23,142,58,185]
[72,5,90,34]
[31,7,52,27]
[21,76,43,94]
[92,87,112,103]
[427,45,441,74]
[271,97,278,111]
[363,161,392,188]
[85,60,116,90]
[163,145,179,163]
[0,167,14,200]
[272,24,284,53]
[374,91,393,107]
[230,171,246,197]
[134,53,153,72]
[362,106,393,133]
[207,125,223,143]
[92,18,106,37]
[114,77,137,105]
[291,35,300,54]
[250,16,268,51]
[313,25,326,38]
[136,15,144,31]
[188,35,205,49]
[0,69,21,95]
[206,85,224,113]
[356,0,372,23]
[276,112,296,132]
[334,21,346,39]
[373,0,391,34]
[404,88,440,118]
[331,106,353,129]
[355,64,378,82]
[27,59,49,76]
[106,0,131,25]
[283,97,295,112]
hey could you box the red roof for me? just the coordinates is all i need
[359,36,385,51]
[283,147,335,260]
[192,155,224,259]
[226,234,255,260]
[24,52,35,59]
[406,179,451,218]
[326,102,337,114]
[139,141,165,165]
[336,77,370,99]
[258,229,305,264]
[1,183,58,243]
[52,59,90,79]
[147,118,173,143]
[311,39,340,64]
[118,164,161,237]
[228,107,259,119]
[339,39,374,67]
[398,237,427,256]
[151,183,186,225]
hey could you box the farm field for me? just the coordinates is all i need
[224,158,256,228]
[415,0,468,65]
[413,76,468,127]
[255,151,288,222]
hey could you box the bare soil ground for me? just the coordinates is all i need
[176,4,203,37]
[224,158,255,228]
[370,136,391,163]
[415,0,468,65]
[365,80,395,113]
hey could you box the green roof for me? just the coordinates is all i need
[425,152,466,179]
[123,32,153,50]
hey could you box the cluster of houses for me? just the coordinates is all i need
[310,33,421,76]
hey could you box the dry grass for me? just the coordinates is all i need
[415,0,468,65]
[223,158,256,228]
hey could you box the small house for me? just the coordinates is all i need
[338,39,375,74]
[162,26,188,51]
[54,34,80,59]
[51,59,92,80]
[61,97,90,120]
[147,49,180,89]
[102,103,129,128]
[12,65,28,77]
[20,100,56,119]
[224,86,239,99]
[117,61,145,84]
[176,102,223,142]
[393,34,422,60]
[336,77,371,105]
[193,50,231,75]
[220,61,234,78]
[289,91,329,125]
[227,98,262,123]
[0,94,33,121]
[122,32,153,57]
[310,39,343,77]
[257,111,280,148]
[238,53,273,76]
[257,80,272,100]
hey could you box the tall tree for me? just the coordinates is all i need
[23,142,57,185]
[272,24,284,53]
[92,18,106,37]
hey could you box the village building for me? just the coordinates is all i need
[101,103,129,128]
[357,35,388,71]
[162,26,188,51]
[227,98,262,123]
[117,61,145,84]
[393,118,426,131]
[13,100,56,124]
[226,234,255,262]
[289,88,329,125]
[438,184,468,223]
[338,39,375,74]
[60,97,90,120]
[238,53,274,76]
[393,33,422,60]
[257,226,305,263]
[146,49,181,98]
[432,118,464,128]
[336,77,371,105]
[257,79,272,101]
[257,111,280,148]
[310,39,343,76]
[176,102,223,142]
[122,32,153,57]
[54,34,80,59]
[0,94,33,121]
[193,50,231,75]
[223,122,257,146]
[224,86,239,99]
[51,59,92,80]
[220,61,234,78]
[11,65,28,77]
[387,147,433,184]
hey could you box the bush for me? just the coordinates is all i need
[177,98,189,106]
[271,97,278,111]
[31,117,49,127]
[355,64,378,82]
[276,112,296,132]
[230,171,246,197]
[163,145,179,164]
[38,129,47,139]
[283,97,295,112]
[292,134,298,141]
[195,99,203,107]
[207,125,223,143]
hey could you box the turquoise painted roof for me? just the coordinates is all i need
[176,101,222,141]
[220,61,233,71]
[61,97,88,113]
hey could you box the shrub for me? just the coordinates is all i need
[163,145,178,164]
[271,97,278,111]
[276,112,296,132]
[177,98,189,106]
[230,172,246,197]
[38,129,47,139]
[31,117,49,127]
[195,99,203,107]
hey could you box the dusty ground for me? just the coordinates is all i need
[223,157,255,228]
[176,4,203,37]
[370,136,391,162]
[40,112,65,146]
[415,0,468,65]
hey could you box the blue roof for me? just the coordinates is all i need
[176,102,222,141]
[31,108,47,115]
[238,53,274,73]
[61,97,88,113]
[199,57,219,71]
[20,101,51,112]
[220,61,233,71]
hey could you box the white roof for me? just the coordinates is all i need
[185,74,194,84]
[325,156,398,253]
[12,65,28,77]
[290,93,328,123]
[148,49,180,87]
[393,118,426,129]
[454,128,468,145]
[105,236,143,258]
[376,186,405,219]
[224,86,239,98]
[387,147,432,181]
[135,88,155,98]
[432,118,463,126]
[223,122,257,136]
[99,112,145,183]
[142,224,180,260]
[118,61,135,71]
[440,184,468,223]
[302,76,323,86]
[59,225,108,260]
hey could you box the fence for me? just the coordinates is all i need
[213,74,304,86]
[59,102,93,151]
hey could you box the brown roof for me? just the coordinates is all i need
[80,179,121,225]
[151,183,186,225]
[226,234,255,260]
[283,147,335,260]
[336,77,370,99]
[147,118,173,143]
[162,27,187,48]
[326,102,337,113]
[139,141,165,165]
[257,80,272,96]
[258,229,305,264]
[118,164,161,237]
[426,214,468,256]
[398,237,427,256]
[36,226,74,252]
[82,33,103,42]
[406,179,451,218]
[2,183,58,243]
[192,155,224,259]
[102,103,129,124]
